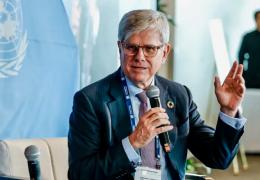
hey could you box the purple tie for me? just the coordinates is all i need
[136,91,156,168]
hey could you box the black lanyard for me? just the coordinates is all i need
[120,71,161,169]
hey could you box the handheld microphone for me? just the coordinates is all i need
[24,145,41,180]
[146,85,171,153]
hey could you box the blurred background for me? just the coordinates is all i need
[0,0,259,179]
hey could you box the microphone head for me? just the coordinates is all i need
[146,85,160,98]
[24,145,40,161]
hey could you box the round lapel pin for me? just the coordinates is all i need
[167,101,175,109]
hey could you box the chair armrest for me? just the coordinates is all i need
[0,175,28,180]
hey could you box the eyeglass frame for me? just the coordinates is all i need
[119,41,165,58]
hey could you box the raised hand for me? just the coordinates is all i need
[214,61,246,117]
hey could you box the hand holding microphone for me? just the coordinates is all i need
[129,85,173,153]
[146,85,172,152]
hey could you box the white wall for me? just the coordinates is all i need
[64,0,156,87]
[174,0,260,124]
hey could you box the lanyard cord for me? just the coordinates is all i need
[120,71,161,167]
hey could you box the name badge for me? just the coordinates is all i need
[134,166,161,180]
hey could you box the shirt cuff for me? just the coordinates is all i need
[122,137,140,165]
[219,111,247,129]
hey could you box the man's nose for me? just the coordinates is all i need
[135,47,145,61]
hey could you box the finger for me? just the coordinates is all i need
[214,76,221,89]
[142,113,169,128]
[237,83,246,96]
[151,118,171,128]
[234,74,245,85]
[236,64,243,76]
[149,112,169,122]
[142,107,165,119]
[226,61,238,79]
[149,107,166,114]
[155,125,173,134]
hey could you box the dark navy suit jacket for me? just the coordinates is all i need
[68,69,243,180]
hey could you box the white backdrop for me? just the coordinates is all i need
[174,0,260,123]
[63,0,156,87]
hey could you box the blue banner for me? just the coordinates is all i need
[0,0,79,139]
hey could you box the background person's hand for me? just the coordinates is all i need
[128,107,173,149]
[214,61,246,117]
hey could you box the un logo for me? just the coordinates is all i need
[0,0,28,78]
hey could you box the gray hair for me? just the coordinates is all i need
[118,9,169,43]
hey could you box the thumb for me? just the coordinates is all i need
[214,76,221,89]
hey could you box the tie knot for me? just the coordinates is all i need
[136,91,147,104]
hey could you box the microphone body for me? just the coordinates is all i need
[24,145,41,180]
[146,85,171,153]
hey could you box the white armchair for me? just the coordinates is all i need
[0,138,68,180]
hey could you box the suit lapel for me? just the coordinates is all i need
[107,70,132,142]
[155,76,182,174]
[155,76,177,147]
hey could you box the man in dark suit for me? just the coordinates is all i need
[238,10,260,88]
[68,10,246,180]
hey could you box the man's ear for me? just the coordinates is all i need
[162,43,171,62]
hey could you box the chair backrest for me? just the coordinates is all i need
[0,138,68,180]
[241,89,260,152]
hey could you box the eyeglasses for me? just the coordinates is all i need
[120,42,164,57]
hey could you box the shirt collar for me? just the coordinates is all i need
[125,76,155,97]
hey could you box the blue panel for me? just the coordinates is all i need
[0,0,79,139]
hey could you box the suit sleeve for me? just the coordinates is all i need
[68,91,135,180]
[238,35,248,64]
[185,86,244,169]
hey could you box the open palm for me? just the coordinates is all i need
[214,61,245,117]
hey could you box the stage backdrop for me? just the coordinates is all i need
[0,0,79,139]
